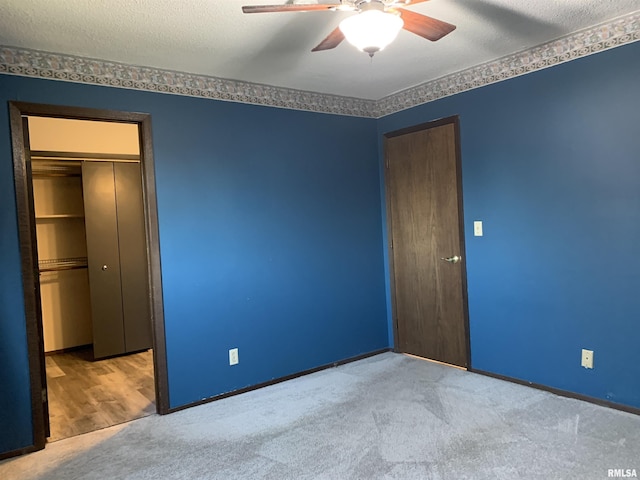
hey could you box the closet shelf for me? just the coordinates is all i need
[39,257,88,273]
[36,213,85,220]
[32,171,82,178]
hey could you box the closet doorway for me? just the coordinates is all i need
[10,102,169,453]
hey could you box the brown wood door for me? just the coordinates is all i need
[384,117,469,368]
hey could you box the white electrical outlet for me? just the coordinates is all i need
[581,349,594,369]
[229,348,239,366]
[473,221,483,237]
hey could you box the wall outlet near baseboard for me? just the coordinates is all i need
[229,348,239,366]
[581,349,594,369]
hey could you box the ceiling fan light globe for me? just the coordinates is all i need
[339,10,403,55]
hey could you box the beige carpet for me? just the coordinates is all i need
[2,352,639,479]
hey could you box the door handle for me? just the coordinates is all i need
[441,255,461,264]
[102,265,108,271]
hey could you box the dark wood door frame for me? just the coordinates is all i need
[383,115,472,368]
[8,101,170,455]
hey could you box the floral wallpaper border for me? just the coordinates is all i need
[0,11,637,119]
[374,11,639,117]
[0,47,377,117]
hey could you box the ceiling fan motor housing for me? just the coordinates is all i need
[242,0,456,55]
[340,1,404,56]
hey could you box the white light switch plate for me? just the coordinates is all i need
[229,348,239,366]
[474,221,483,237]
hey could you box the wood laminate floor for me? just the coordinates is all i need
[45,347,155,442]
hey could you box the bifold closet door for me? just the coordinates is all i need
[83,162,126,358]
[113,163,151,353]
[83,161,151,359]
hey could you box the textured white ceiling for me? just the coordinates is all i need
[0,0,638,100]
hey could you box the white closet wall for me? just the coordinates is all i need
[28,117,140,155]
[34,172,92,351]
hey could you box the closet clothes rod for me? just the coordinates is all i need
[32,160,82,177]
[38,257,88,273]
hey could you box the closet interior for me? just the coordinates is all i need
[28,116,156,441]
[34,159,93,353]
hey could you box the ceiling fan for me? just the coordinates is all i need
[242,0,456,57]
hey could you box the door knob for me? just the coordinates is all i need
[441,255,461,264]
[102,265,108,271]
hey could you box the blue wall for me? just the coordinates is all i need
[0,76,388,453]
[0,88,32,451]
[378,41,640,409]
[2,39,639,457]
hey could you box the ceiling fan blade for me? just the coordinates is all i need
[400,9,456,41]
[392,0,432,5]
[242,4,338,14]
[311,26,345,52]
